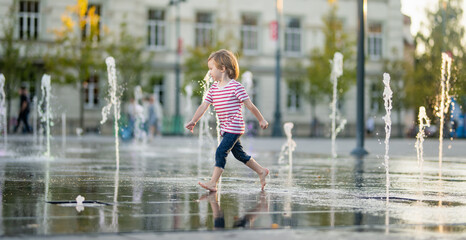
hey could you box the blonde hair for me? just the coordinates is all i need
[208,49,240,80]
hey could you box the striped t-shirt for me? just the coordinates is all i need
[204,80,249,135]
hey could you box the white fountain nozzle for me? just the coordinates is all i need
[76,195,85,205]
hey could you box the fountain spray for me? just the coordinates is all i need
[33,96,38,144]
[101,57,121,170]
[0,74,7,147]
[415,106,430,181]
[133,85,147,143]
[330,52,346,158]
[199,70,215,150]
[38,74,52,157]
[382,73,393,204]
[437,53,452,176]
[185,84,193,124]
[278,122,296,168]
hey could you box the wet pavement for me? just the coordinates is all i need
[0,135,465,239]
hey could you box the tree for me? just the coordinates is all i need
[45,0,105,129]
[183,38,238,100]
[0,1,40,132]
[405,0,466,120]
[105,19,153,102]
[383,48,407,137]
[306,3,356,135]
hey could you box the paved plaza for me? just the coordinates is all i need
[0,135,465,239]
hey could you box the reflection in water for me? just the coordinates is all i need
[2,137,466,236]
[43,160,50,235]
[0,162,4,235]
[353,157,363,226]
[200,191,269,229]
[281,165,293,227]
[330,157,336,227]
[233,192,269,228]
[438,172,444,233]
[111,167,119,231]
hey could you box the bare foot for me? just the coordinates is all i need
[260,168,269,190]
[199,181,217,192]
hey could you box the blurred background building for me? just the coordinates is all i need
[0,0,412,137]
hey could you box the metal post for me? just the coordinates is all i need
[351,0,368,156]
[170,0,185,135]
[272,0,283,137]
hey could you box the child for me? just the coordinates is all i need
[185,49,269,192]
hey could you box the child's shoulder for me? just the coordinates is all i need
[231,80,243,87]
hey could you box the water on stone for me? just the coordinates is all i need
[0,136,465,236]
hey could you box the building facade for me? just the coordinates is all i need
[0,0,409,136]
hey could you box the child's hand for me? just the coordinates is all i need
[259,120,269,129]
[185,121,196,133]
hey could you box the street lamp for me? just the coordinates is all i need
[272,0,283,137]
[169,0,185,135]
[351,0,368,156]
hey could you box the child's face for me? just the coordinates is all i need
[208,59,225,82]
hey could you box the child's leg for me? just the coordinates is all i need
[246,158,269,191]
[199,133,240,192]
[199,167,223,192]
[231,140,269,190]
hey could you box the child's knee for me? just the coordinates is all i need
[233,152,251,164]
[215,149,227,168]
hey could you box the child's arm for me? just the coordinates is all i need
[185,101,210,132]
[243,99,269,129]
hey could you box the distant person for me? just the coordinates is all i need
[185,49,269,192]
[13,86,31,133]
[366,117,375,136]
[146,96,159,138]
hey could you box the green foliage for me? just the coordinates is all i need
[183,40,236,99]
[405,0,466,115]
[0,1,21,93]
[0,0,43,131]
[382,48,407,114]
[43,0,106,128]
[306,4,356,105]
[0,1,40,93]
[106,20,153,101]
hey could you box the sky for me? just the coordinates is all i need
[400,0,466,35]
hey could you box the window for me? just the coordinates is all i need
[84,75,99,108]
[368,23,383,60]
[18,0,40,40]
[195,12,214,47]
[241,14,259,54]
[284,17,301,54]
[148,9,166,49]
[287,81,301,112]
[81,4,101,41]
[369,82,382,114]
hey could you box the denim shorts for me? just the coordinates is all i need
[215,132,251,169]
